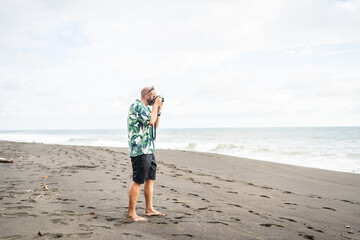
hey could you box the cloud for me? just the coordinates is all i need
[0,0,359,129]
[0,79,22,90]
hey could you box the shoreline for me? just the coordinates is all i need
[1,141,360,239]
[2,140,359,176]
[1,127,359,175]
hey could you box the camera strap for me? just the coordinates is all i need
[152,123,157,140]
[153,121,156,140]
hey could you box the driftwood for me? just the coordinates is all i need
[0,157,13,163]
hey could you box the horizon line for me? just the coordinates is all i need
[1,126,360,131]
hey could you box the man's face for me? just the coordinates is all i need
[146,90,157,106]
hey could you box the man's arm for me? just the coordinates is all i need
[148,95,163,127]
[154,104,162,129]
[148,104,159,127]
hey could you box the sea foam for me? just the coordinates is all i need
[1,127,359,174]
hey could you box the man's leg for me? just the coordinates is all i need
[144,179,165,216]
[128,181,147,221]
[144,179,154,212]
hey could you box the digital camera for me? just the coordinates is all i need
[154,95,164,103]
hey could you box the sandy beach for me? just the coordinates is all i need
[0,141,359,240]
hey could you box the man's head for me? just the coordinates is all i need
[141,86,157,106]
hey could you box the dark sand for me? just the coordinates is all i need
[1,141,360,239]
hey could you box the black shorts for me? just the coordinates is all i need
[131,154,157,184]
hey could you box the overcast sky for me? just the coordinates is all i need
[0,0,359,130]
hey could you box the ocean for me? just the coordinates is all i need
[1,127,359,174]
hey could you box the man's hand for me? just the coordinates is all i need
[155,95,162,106]
[156,95,163,111]
[156,95,163,113]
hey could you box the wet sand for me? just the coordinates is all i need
[1,141,360,239]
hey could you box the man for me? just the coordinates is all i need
[127,86,165,222]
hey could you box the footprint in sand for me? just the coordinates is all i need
[308,194,322,199]
[181,203,191,208]
[105,217,120,222]
[284,202,298,206]
[225,179,236,182]
[4,212,38,217]
[171,234,193,238]
[230,217,241,222]
[249,210,260,216]
[123,233,143,237]
[173,200,189,209]
[298,233,315,240]
[209,209,222,213]
[340,199,356,204]
[201,182,212,186]
[279,217,297,223]
[85,181,98,183]
[51,219,68,225]
[322,207,336,211]
[59,198,77,203]
[155,221,168,225]
[307,226,324,233]
[260,223,284,228]
[197,207,208,211]
[260,195,270,199]
[207,221,229,225]
[283,191,294,194]
[60,210,77,216]
[4,206,33,210]
[187,193,199,197]
[226,191,238,194]
[227,203,242,208]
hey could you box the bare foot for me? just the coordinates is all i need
[145,210,166,216]
[127,215,148,222]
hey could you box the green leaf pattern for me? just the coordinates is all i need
[127,99,155,157]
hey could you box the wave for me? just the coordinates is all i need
[212,143,242,151]
[185,142,197,150]
[1,127,360,174]
[68,137,96,142]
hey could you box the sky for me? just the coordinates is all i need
[0,0,360,130]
